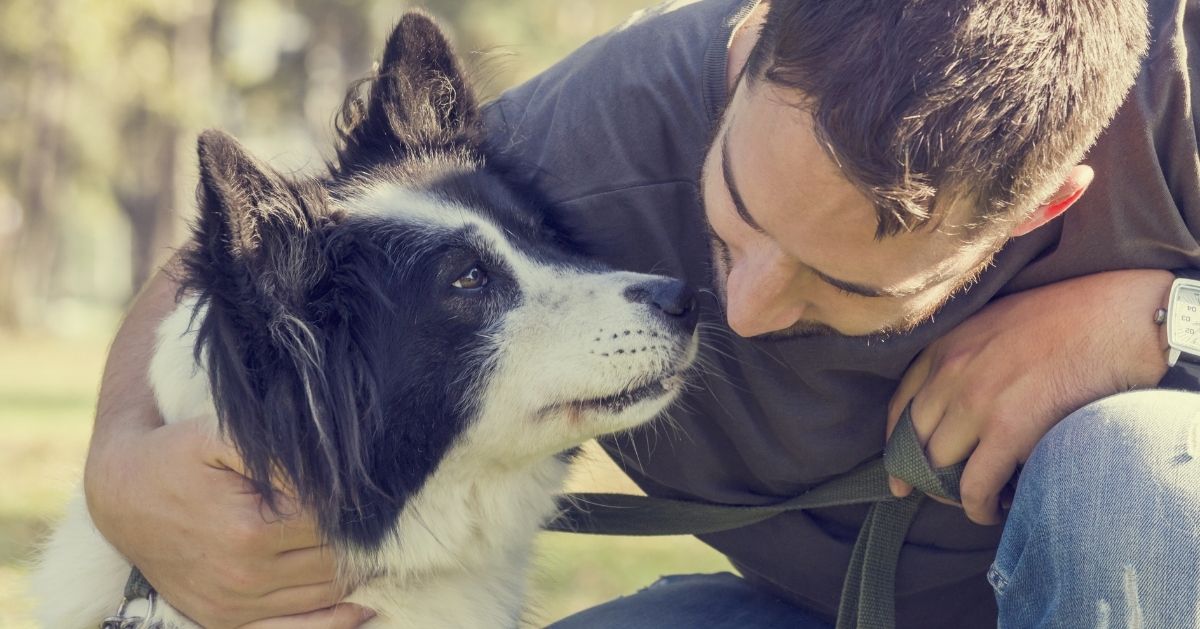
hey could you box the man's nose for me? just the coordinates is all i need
[725,260,803,337]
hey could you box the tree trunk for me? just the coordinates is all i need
[0,0,66,330]
[118,1,215,293]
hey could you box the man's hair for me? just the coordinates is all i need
[745,0,1150,238]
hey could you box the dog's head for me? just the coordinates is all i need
[183,13,698,551]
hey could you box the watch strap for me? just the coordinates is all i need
[1161,358,1200,390]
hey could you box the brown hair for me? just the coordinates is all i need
[745,0,1150,237]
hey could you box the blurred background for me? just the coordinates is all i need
[0,0,731,625]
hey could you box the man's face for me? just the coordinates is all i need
[700,77,1000,339]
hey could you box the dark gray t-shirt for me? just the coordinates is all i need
[484,1,1200,626]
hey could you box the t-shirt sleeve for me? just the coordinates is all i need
[481,0,737,208]
[1005,0,1200,292]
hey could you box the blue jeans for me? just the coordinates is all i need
[547,390,1200,628]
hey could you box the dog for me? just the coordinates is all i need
[32,13,699,628]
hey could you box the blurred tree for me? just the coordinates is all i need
[0,0,656,332]
[116,0,225,289]
[0,0,67,328]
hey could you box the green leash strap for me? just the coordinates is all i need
[836,412,963,629]
[547,403,964,629]
[548,457,893,536]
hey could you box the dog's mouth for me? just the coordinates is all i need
[570,371,684,415]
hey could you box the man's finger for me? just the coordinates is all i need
[959,443,1019,526]
[905,411,978,502]
[889,386,951,497]
[923,411,980,470]
[887,352,936,498]
[242,603,375,629]
[887,351,934,437]
[888,476,913,498]
[265,545,341,589]
[226,488,325,553]
[261,507,326,552]
[243,580,355,624]
[191,425,251,475]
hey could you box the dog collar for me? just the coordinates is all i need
[100,567,160,629]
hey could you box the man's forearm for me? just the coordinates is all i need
[1036,268,1174,390]
[85,263,179,501]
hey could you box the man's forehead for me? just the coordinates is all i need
[725,82,989,295]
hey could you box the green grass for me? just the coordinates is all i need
[0,332,104,629]
[0,330,731,627]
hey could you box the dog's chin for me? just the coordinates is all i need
[536,333,700,437]
[578,371,685,417]
[535,369,687,438]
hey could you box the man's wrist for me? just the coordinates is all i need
[1095,269,1173,388]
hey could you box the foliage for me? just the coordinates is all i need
[0,0,657,331]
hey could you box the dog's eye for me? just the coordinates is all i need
[452,266,488,290]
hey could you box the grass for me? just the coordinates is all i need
[0,329,731,627]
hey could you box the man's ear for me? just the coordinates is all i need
[335,12,480,174]
[1011,164,1095,237]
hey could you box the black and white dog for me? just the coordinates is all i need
[33,13,698,628]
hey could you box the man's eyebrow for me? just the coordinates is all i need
[719,126,927,300]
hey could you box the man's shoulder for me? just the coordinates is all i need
[483,0,750,205]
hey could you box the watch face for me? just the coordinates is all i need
[1168,282,1200,355]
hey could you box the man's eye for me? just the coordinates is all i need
[452,266,488,289]
[833,285,860,298]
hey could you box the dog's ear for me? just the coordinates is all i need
[193,129,327,308]
[334,12,481,173]
[189,130,355,539]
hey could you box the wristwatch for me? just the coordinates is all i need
[1158,268,1200,390]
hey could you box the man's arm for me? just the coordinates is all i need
[886,269,1173,524]
[83,265,372,628]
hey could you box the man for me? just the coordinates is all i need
[84,0,1200,627]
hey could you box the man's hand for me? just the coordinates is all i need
[887,270,1173,525]
[86,420,372,628]
[83,267,372,628]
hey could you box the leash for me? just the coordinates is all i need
[101,567,160,629]
[547,403,964,629]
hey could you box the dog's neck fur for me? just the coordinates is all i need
[345,452,567,627]
[152,296,568,627]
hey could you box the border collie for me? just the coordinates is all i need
[33,13,698,628]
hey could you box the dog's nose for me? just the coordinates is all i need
[623,278,699,333]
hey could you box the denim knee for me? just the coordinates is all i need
[1030,390,1198,489]
[990,390,1200,628]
